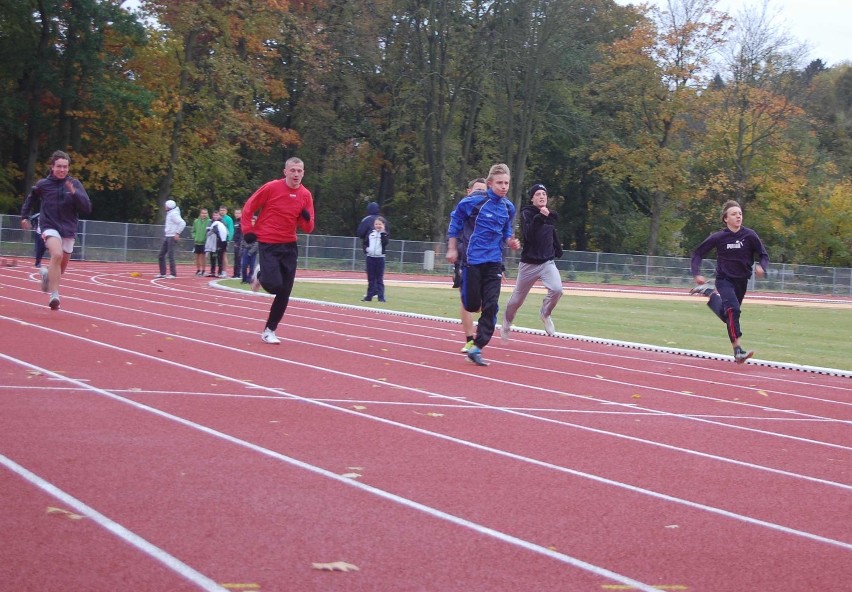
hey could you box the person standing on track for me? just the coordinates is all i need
[218,205,234,277]
[191,208,210,276]
[501,183,564,339]
[241,157,315,344]
[156,198,186,278]
[361,216,389,302]
[446,163,520,366]
[20,150,91,311]
[689,199,769,363]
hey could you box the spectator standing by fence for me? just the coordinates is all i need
[156,199,186,278]
[205,211,228,277]
[192,208,209,276]
[231,208,243,278]
[361,216,389,302]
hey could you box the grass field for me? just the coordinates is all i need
[227,278,851,372]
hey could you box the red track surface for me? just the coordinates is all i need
[1,261,850,591]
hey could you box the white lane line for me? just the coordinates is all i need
[0,353,664,592]
[2,325,851,552]
[0,453,228,592]
[2,302,852,491]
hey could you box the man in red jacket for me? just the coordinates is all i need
[241,157,315,344]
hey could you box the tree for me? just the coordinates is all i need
[589,0,730,255]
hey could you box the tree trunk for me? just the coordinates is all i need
[158,30,197,213]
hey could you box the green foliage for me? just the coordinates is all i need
[0,0,850,270]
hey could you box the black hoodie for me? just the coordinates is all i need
[357,202,389,239]
[519,204,563,264]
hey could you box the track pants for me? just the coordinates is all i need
[504,260,563,324]
[460,261,503,349]
[707,276,748,343]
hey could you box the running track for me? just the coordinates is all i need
[1,261,850,592]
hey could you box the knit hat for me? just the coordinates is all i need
[528,184,547,199]
[165,199,176,210]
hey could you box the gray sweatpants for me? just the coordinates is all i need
[504,260,564,323]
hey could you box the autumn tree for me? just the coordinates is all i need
[137,0,300,217]
[0,0,147,209]
[589,0,730,255]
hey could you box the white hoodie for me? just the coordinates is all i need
[164,206,187,237]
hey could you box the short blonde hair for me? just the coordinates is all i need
[487,163,510,182]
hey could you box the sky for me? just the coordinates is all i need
[617,0,851,66]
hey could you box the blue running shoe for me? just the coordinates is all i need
[467,345,488,366]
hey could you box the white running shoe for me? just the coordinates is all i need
[39,266,49,292]
[500,317,512,342]
[540,310,556,336]
[251,263,261,292]
[261,328,280,344]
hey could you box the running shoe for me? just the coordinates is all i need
[734,346,754,364]
[500,317,512,342]
[540,309,556,336]
[689,282,716,297]
[467,345,488,366]
[261,328,280,344]
[39,266,49,292]
[48,293,60,311]
[251,263,261,292]
[460,340,474,353]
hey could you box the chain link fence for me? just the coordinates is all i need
[2,215,850,296]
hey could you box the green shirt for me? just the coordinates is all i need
[192,217,209,244]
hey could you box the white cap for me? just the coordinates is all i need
[165,199,176,210]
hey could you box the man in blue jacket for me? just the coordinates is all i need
[446,163,520,366]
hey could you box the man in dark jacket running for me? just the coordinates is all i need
[20,150,91,311]
[501,183,564,339]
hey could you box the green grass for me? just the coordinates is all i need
[225,279,852,372]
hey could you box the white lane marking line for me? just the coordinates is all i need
[0,354,663,592]
[0,453,228,592]
[2,340,851,552]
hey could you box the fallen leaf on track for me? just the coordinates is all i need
[46,507,84,520]
[312,561,359,573]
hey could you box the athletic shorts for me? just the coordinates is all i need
[41,228,75,254]
[193,244,205,254]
